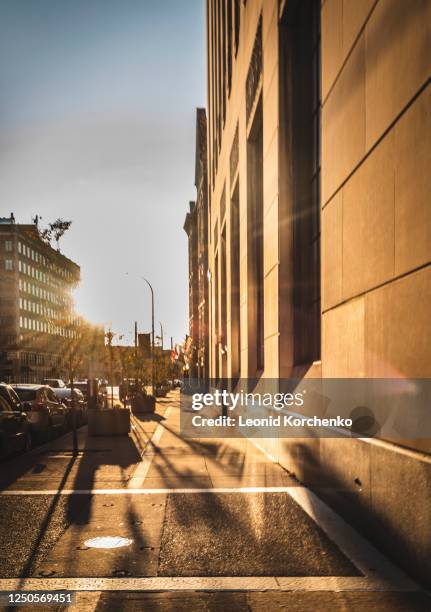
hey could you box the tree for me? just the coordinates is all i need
[39,218,72,251]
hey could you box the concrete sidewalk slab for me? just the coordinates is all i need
[158,492,360,577]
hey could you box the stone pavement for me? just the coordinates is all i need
[0,390,430,611]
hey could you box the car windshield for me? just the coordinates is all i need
[14,388,37,401]
[0,386,21,410]
[0,396,12,412]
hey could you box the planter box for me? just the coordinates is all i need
[87,408,131,436]
[132,394,156,414]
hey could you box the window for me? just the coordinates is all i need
[5,259,13,271]
[247,97,264,376]
[230,180,241,379]
[280,0,321,368]
[214,251,220,381]
[234,0,240,56]
[5,240,13,252]
[220,225,227,378]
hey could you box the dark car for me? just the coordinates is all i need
[12,384,69,437]
[0,383,32,458]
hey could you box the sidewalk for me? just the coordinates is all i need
[0,390,430,611]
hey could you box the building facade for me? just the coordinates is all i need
[0,215,80,383]
[205,0,431,584]
[184,108,209,383]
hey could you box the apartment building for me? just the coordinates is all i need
[204,0,431,584]
[0,215,80,383]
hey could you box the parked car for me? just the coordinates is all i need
[0,383,32,458]
[69,381,106,408]
[69,381,88,398]
[41,378,66,389]
[12,384,69,437]
[53,387,87,425]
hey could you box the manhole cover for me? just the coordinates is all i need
[112,569,131,577]
[84,536,133,549]
[39,570,56,577]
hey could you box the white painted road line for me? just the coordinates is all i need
[0,486,325,495]
[0,576,422,593]
[127,407,171,488]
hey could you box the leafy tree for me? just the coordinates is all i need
[50,219,72,250]
[39,218,72,251]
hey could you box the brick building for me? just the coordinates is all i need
[184,109,209,383]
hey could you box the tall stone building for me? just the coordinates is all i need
[0,215,80,382]
[205,0,431,584]
[184,109,209,383]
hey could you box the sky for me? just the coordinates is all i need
[0,0,205,346]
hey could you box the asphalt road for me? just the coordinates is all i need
[0,495,70,579]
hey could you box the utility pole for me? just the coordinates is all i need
[143,278,155,395]
[70,359,77,455]
[106,329,114,409]
[134,320,138,386]
[171,336,175,383]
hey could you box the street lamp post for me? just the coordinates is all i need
[143,278,155,395]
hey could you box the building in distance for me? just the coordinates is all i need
[0,214,80,383]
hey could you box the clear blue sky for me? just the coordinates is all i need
[0,0,205,346]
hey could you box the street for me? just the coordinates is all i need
[0,390,429,611]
